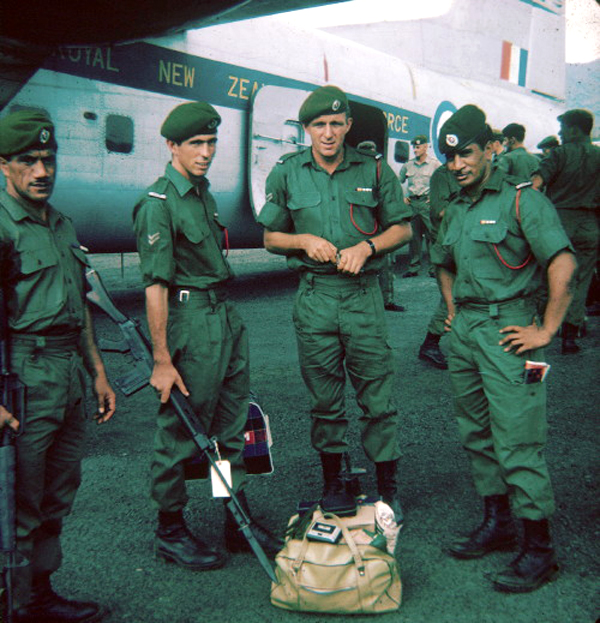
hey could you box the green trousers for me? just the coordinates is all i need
[558,208,599,327]
[150,293,249,513]
[10,338,86,608]
[377,253,396,305]
[293,272,400,463]
[448,300,555,519]
[426,296,448,336]
[407,198,433,270]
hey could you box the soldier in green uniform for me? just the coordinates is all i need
[257,86,412,513]
[417,163,460,369]
[0,110,116,623]
[133,102,280,572]
[532,109,600,353]
[431,105,576,592]
[536,135,559,157]
[497,123,539,181]
[399,135,440,278]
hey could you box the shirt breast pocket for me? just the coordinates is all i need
[343,190,378,236]
[470,222,510,278]
[178,215,210,245]
[17,246,65,320]
[288,191,323,236]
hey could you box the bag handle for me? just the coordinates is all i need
[291,509,366,576]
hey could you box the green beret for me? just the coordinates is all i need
[411,135,428,146]
[0,110,57,158]
[537,135,559,150]
[161,102,221,142]
[299,86,350,125]
[438,104,491,155]
[558,109,594,135]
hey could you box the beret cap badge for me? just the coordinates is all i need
[40,129,51,144]
[446,134,459,147]
[332,99,341,112]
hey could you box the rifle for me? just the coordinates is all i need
[85,268,276,582]
[1,294,26,623]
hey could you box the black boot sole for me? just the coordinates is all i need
[446,535,518,559]
[491,563,560,593]
[154,547,225,571]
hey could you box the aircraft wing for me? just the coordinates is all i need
[0,0,348,110]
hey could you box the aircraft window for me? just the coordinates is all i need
[106,115,134,154]
[394,141,410,164]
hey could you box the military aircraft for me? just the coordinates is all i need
[1,0,566,252]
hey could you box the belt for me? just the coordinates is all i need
[457,298,534,318]
[409,194,428,201]
[11,332,81,349]
[300,272,378,289]
[169,286,228,306]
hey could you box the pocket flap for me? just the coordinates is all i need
[289,192,321,210]
[470,222,508,244]
[20,248,58,274]
[345,190,377,208]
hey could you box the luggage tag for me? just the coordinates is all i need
[210,443,232,498]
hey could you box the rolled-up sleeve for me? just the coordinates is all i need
[257,164,293,232]
[133,199,174,287]
[520,188,574,264]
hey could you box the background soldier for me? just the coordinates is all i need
[432,105,576,593]
[417,163,460,369]
[497,122,539,181]
[532,108,600,353]
[399,135,440,278]
[133,102,280,573]
[536,135,559,157]
[257,86,412,514]
[0,110,116,623]
[490,129,505,164]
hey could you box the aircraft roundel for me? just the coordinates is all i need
[431,100,457,161]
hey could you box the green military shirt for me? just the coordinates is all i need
[536,141,600,210]
[133,163,233,288]
[431,169,573,304]
[258,145,410,273]
[0,189,88,334]
[429,164,460,239]
[496,147,539,182]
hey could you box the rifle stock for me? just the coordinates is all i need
[85,269,276,582]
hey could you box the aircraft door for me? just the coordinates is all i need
[249,85,311,218]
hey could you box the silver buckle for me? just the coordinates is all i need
[178,289,190,303]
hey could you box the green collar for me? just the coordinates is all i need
[456,166,505,204]
[0,188,59,226]
[165,162,209,197]
[300,144,364,172]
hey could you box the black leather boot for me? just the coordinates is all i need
[418,332,448,369]
[376,460,404,525]
[447,494,517,559]
[320,452,355,513]
[14,574,104,623]
[155,510,225,570]
[491,518,559,592]
[561,322,580,354]
[223,491,284,556]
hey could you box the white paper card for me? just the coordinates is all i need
[211,460,232,498]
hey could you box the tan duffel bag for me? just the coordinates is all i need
[270,504,401,614]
